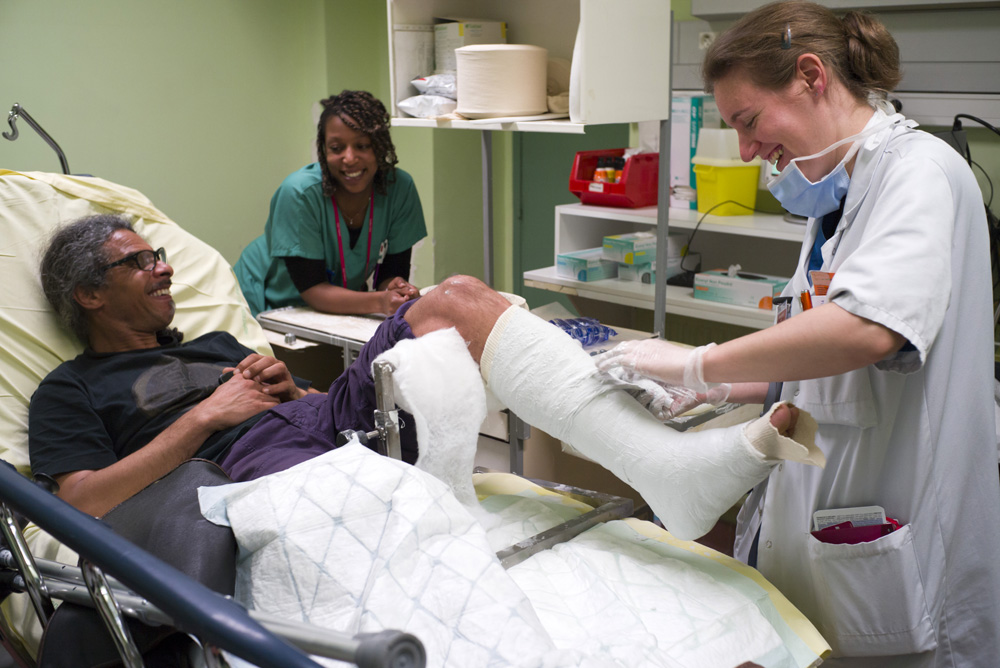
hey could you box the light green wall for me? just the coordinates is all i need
[6,0,996,291]
[2,0,327,265]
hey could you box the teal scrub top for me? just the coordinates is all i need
[236,163,426,316]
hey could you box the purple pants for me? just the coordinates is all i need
[220,300,419,482]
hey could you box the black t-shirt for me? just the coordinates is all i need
[29,332,269,478]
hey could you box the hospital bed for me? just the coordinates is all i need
[0,169,831,667]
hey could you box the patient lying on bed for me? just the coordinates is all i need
[29,213,820,539]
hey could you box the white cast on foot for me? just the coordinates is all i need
[481,306,820,540]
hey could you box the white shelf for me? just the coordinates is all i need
[523,266,778,330]
[386,0,671,128]
[555,203,808,242]
[391,117,588,134]
[524,203,806,331]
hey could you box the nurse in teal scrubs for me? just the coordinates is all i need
[236,90,426,317]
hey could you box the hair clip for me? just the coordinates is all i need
[781,24,792,49]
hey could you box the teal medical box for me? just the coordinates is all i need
[557,248,618,282]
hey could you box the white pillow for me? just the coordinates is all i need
[0,169,270,473]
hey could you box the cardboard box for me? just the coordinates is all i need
[557,248,618,282]
[693,269,789,310]
[603,231,686,265]
[670,95,721,210]
[602,232,657,265]
[391,24,435,112]
[434,18,507,73]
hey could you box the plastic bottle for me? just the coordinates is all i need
[594,157,608,183]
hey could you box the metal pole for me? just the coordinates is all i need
[654,11,675,339]
[481,129,494,287]
[81,559,145,668]
[0,503,53,626]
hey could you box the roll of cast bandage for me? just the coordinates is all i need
[455,44,548,119]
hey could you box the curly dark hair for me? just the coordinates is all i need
[316,90,398,198]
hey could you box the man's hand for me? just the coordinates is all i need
[234,354,305,402]
[195,373,281,432]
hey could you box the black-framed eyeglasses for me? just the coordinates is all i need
[101,247,167,273]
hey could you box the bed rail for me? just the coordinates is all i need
[0,462,425,668]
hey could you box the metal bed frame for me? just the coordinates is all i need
[0,360,632,668]
[0,361,419,668]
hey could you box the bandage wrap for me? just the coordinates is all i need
[374,328,487,514]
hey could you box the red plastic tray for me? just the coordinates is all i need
[569,149,659,208]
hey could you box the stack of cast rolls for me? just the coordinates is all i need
[455,44,548,119]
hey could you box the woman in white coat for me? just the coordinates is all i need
[597,2,1000,665]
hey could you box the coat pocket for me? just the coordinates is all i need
[806,524,935,656]
[784,366,878,429]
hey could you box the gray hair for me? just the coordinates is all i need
[40,214,136,345]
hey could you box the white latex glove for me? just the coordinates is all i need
[594,339,719,391]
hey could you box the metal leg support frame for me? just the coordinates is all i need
[372,360,402,460]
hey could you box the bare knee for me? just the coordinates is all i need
[435,275,506,305]
[405,275,514,361]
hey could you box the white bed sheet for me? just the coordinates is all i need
[200,444,827,668]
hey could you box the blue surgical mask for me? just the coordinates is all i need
[767,112,904,218]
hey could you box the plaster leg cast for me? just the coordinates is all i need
[480,306,823,540]
[373,328,488,519]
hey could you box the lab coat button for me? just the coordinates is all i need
[793,389,800,397]
[766,540,772,549]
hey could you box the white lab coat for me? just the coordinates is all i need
[735,110,1000,667]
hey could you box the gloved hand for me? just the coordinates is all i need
[594,339,719,391]
[599,364,731,421]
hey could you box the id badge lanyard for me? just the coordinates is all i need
[331,190,375,288]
